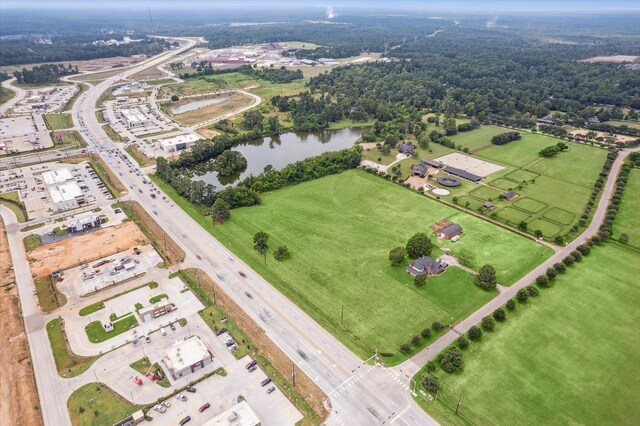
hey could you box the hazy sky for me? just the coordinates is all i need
[1,0,639,12]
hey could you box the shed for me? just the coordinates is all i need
[436,223,463,239]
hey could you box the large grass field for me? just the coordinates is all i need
[44,113,74,130]
[415,242,640,426]
[449,125,509,152]
[166,72,308,103]
[204,170,551,359]
[613,168,640,249]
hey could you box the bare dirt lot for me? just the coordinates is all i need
[569,129,637,144]
[195,127,220,139]
[27,221,147,278]
[0,218,42,426]
[579,55,639,63]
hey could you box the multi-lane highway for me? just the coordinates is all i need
[69,37,437,426]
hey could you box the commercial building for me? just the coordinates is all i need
[203,401,261,426]
[159,134,200,153]
[139,302,177,323]
[67,212,102,232]
[120,108,153,129]
[49,182,85,211]
[42,167,74,186]
[162,336,213,379]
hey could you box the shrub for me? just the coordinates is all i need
[432,321,444,331]
[475,264,497,290]
[400,344,411,353]
[411,335,421,345]
[481,316,495,331]
[440,347,464,373]
[563,255,575,266]
[571,250,583,262]
[619,234,629,244]
[526,285,539,297]
[536,275,550,288]
[516,288,529,302]
[421,328,432,339]
[506,299,516,310]
[546,267,557,281]
[426,361,437,372]
[457,336,469,349]
[414,274,427,287]
[422,374,440,393]
[553,262,567,274]
[493,308,506,322]
[468,325,482,340]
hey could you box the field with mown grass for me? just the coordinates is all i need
[612,168,640,249]
[414,242,640,426]
[194,170,551,360]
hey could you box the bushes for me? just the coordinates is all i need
[422,374,440,393]
[493,308,506,322]
[388,247,406,266]
[468,326,482,340]
[421,328,432,339]
[554,262,567,274]
[526,285,539,297]
[506,299,516,310]
[439,347,463,373]
[491,131,521,145]
[411,335,421,345]
[414,274,427,287]
[457,336,469,349]
[432,321,444,331]
[516,288,529,302]
[536,275,550,288]
[400,344,411,353]
[546,267,557,281]
[481,316,495,331]
[475,264,497,290]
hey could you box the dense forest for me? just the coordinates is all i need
[181,63,304,84]
[12,63,78,84]
[0,35,172,66]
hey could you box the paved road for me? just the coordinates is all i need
[0,77,27,114]
[394,145,640,378]
[69,39,438,426]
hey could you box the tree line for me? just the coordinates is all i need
[181,63,304,84]
[12,63,78,84]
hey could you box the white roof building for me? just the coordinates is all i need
[42,167,74,186]
[162,336,213,379]
[120,108,153,129]
[50,182,85,211]
[203,401,261,426]
[159,134,200,153]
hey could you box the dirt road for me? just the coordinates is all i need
[0,218,42,426]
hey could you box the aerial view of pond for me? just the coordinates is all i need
[191,127,363,188]
[171,96,230,115]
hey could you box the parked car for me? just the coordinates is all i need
[248,365,257,373]
[186,386,196,393]
[160,327,167,336]
[133,247,141,255]
[176,394,187,402]
[215,328,227,336]
[267,386,276,394]
[153,404,166,413]
[199,402,210,413]
[161,400,171,408]
[238,271,246,278]
[246,359,257,369]
[261,377,272,387]
[179,416,191,425]
[169,322,176,331]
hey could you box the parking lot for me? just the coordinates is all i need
[0,115,54,153]
[104,97,176,141]
[11,85,78,114]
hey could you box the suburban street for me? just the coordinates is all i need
[2,36,637,426]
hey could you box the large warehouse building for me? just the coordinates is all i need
[203,401,261,426]
[162,336,213,379]
[42,167,74,185]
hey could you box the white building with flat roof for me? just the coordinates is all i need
[162,336,213,379]
[159,134,200,153]
[42,167,74,186]
[120,108,153,129]
[203,401,261,426]
[50,182,85,211]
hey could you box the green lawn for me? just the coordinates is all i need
[67,383,143,426]
[149,293,168,304]
[416,243,640,426]
[44,113,74,130]
[542,207,575,225]
[0,86,16,106]
[450,125,508,151]
[79,301,105,316]
[204,170,551,359]
[47,319,98,378]
[85,315,138,343]
[613,168,640,249]
[605,120,640,130]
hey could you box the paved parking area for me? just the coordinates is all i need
[12,85,78,113]
[59,245,161,298]
[0,115,54,153]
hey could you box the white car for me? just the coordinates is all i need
[162,400,171,408]
[153,404,166,413]
[176,394,187,402]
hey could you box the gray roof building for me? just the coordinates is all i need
[406,256,445,276]
[443,166,482,182]
[436,223,463,239]
[398,141,416,156]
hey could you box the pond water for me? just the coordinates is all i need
[191,127,363,188]
[171,96,230,115]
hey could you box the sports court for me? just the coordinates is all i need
[434,152,505,177]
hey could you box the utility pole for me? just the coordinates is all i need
[455,392,463,415]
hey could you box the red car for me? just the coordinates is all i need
[245,359,257,369]
[238,271,246,278]
[199,402,210,413]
